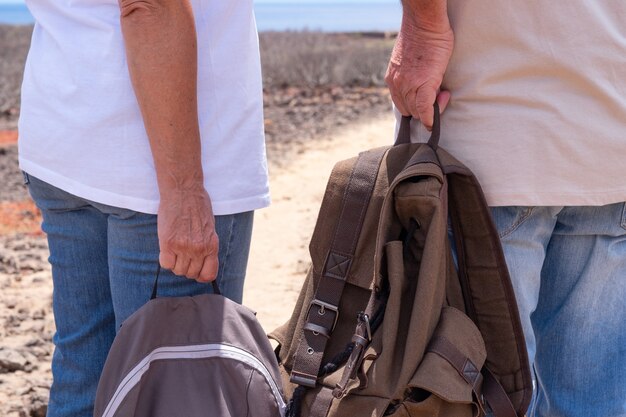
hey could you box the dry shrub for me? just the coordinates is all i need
[0,27,394,123]
[0,25,33,120]
[260,31,394,89]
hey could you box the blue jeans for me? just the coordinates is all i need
[24,173,254,417]
[491,204,626,417]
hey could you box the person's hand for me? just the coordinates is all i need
[157,186,219,282]
[385,16,454,130]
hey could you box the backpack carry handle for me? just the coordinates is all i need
[150,264,221,300]
[394,101,441,149]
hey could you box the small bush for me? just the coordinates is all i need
[260,31,394,89]
[0,25,33,119]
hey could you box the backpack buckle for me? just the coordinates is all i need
[357,312,372,341]
[309,299,339,332]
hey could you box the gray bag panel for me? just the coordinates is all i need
[95,294,286,417]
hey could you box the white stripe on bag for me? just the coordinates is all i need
[101,343,287,417]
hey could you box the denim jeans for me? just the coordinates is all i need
[490,204,626,417]
[24,173,254,417]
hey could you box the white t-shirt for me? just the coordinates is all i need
[18,0,270,215]
[403,0,626,207]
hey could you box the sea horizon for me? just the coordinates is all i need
[0,2,402,32]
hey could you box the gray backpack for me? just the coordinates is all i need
[94,277,286,417]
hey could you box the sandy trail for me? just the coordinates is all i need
[244,115,394,332]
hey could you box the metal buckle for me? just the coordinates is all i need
[308,299,339,332]
[290,371,318,388]
[358,312,372,341]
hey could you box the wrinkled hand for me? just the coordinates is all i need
[385,17,454,129]
[157,187,219,282]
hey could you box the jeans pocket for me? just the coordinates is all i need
[22,171,30,185]
[620,203,626,231]
[490,206,534,239]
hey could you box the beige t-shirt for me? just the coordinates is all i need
[404,0,626,207]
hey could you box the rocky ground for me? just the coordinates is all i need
[0,23,394,415]
[0,233,51,417]
[0,26,31,131]
[263,86,391,165]
[1,126,52,415]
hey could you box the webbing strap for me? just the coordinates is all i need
[447,172,532,415]
[428,337,517,417]
[482,368,518,417]
[290,147,387,388]
[151,265,220,300]
[394,102,441,149]
[428,337,483,391]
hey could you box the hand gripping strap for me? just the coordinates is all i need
[290,148,387,388]
[394,102,441,149]
[151,265,220,300]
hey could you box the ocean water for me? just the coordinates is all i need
[0,3,32,24]
[255,3,401,32]
[0,2,402,32]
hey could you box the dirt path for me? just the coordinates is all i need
[244,115,394,332]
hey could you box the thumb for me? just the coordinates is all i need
[159,249,176,271]
[436,90,451,113]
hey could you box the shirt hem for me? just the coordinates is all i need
[19,158,271,215]
[485,190,626,207]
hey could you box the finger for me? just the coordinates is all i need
[403,88,422,120]
[197,232,219,282]
[173,255,191,277]
[415,87,438,130]
[186,258,204,280]
[436,90,452,113]
[385,66,410,116]
[159,250,177,271]
[197,254,219,283]
[390,90,410,116]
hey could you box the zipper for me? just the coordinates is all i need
[101,343,286,417]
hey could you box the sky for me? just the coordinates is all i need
[1,0,398,4]
[255,0,396,2]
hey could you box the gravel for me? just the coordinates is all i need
[0,25,32,130]
[0,147,28,202]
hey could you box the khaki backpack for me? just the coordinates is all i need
[270,109,532,417]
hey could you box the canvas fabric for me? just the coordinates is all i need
[94,289,286,417]
[270,113,532,417]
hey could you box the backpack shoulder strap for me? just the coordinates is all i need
[442,150,533,415]
[290,146,388,388]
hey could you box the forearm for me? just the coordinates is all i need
[400,0,450,32]
[386,0,453,127]
[119,0,203,194]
